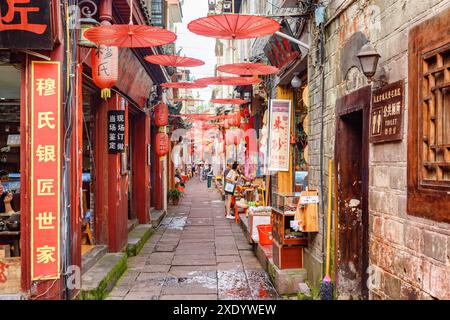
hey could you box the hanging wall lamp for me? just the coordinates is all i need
[357,42,381,82]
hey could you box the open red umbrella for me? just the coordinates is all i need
[217,62,279,76]
[84,0,176,48]
[145,55,205,67]
[211,98,247,105]
[195,76,261,86]
[169,98,204,103]
[161,82,207,89]
[188,14,280,40]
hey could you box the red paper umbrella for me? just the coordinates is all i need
[195,76,261,86]
[211,98,247,105]
[161,82,207,89]
[84,24,176,48]
[145,55,205,67]
[188,14,280,40]
[217,62,279,76]
[169,98,204,103]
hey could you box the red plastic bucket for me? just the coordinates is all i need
[257,224,273,245]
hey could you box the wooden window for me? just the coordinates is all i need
[408,7,450,223]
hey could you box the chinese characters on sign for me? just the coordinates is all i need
[108,110,126,153]
[268,99,292,172]
[0,0,53,49]
[31,61,61,280]
[370,80,404,143]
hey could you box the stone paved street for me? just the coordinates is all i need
[108,178,279,300]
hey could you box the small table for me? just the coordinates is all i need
[0,231,20,257]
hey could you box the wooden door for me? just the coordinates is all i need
[335,86,370,299]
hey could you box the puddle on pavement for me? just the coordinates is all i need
[166,217,187,230]
[165,272,217,290]
[218,271,252,300]
[245,270,279,300]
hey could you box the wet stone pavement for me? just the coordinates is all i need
[108,178,279,300]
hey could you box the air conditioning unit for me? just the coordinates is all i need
[281,0,298,8]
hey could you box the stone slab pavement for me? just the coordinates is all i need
[108,178,279,300]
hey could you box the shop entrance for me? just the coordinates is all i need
[0,57,22,295]
[334,86,370,299]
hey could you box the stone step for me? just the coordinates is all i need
[78,253,127,300]
[151,209,166,228]
[127,219,139,233]
[126,224,154,257]
[81,245,108,275]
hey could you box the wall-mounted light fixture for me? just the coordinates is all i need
[357,42,381,82]
[291,72,302,89]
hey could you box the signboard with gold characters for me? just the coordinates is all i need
[370,80,404,143]
[31,61,61,280]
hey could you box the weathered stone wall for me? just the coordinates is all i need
[307,0,450,299]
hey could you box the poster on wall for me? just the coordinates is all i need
[268,99,291,172]
[31,61,61,280]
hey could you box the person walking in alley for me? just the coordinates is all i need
[224,162,239,219]
[206,164,214,188]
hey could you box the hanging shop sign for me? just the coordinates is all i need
[263,20,300,70]
[0,0,54,49]
[370,80,404,143]
[108,110,126,154]
[268,99,292,172]
[31,61,61,280]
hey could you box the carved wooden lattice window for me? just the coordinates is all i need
[407,7,450,223]
[421,45,450,184]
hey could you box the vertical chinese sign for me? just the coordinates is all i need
[108,110,126,154]
[268,99,291,172]
[31,61,61,280]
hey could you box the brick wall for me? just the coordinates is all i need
[307,0,450,299]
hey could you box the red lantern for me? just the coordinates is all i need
[91,22,118,99]
[226,129,241,145]
[154,103,169,127]
[235,112,241,127]
[155,132,169,156]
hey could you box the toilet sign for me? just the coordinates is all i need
[370,80,404,143]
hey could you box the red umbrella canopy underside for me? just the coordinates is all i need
[211,98,247,105]
[161,82,207,89]
[188,14,280,40]
[84,24,177,48]
[145,54,205,67]
[169,98,204,102]
[195,76,261,86]
[217,62,279,76]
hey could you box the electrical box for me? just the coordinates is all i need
[295,190,319,233]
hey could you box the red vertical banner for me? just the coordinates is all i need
[30,61,61,280]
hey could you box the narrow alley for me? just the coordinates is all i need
[107,179,278,300]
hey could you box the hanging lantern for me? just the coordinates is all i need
[155,132,169,157]
[92,38,118,99]
[234,112,241,127]
[154,103,169,127]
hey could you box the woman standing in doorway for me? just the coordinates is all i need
[224,162,239,219]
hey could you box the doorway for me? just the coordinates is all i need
[334,86,370,299]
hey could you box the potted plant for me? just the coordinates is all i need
[168,188,182,205]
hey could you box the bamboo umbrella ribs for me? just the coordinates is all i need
[188,14,280,40]
[145,55,205,67]
[217,62,279,76]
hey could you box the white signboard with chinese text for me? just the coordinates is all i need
[268,99,292,172]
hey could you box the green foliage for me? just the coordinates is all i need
[167,188,182,200]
